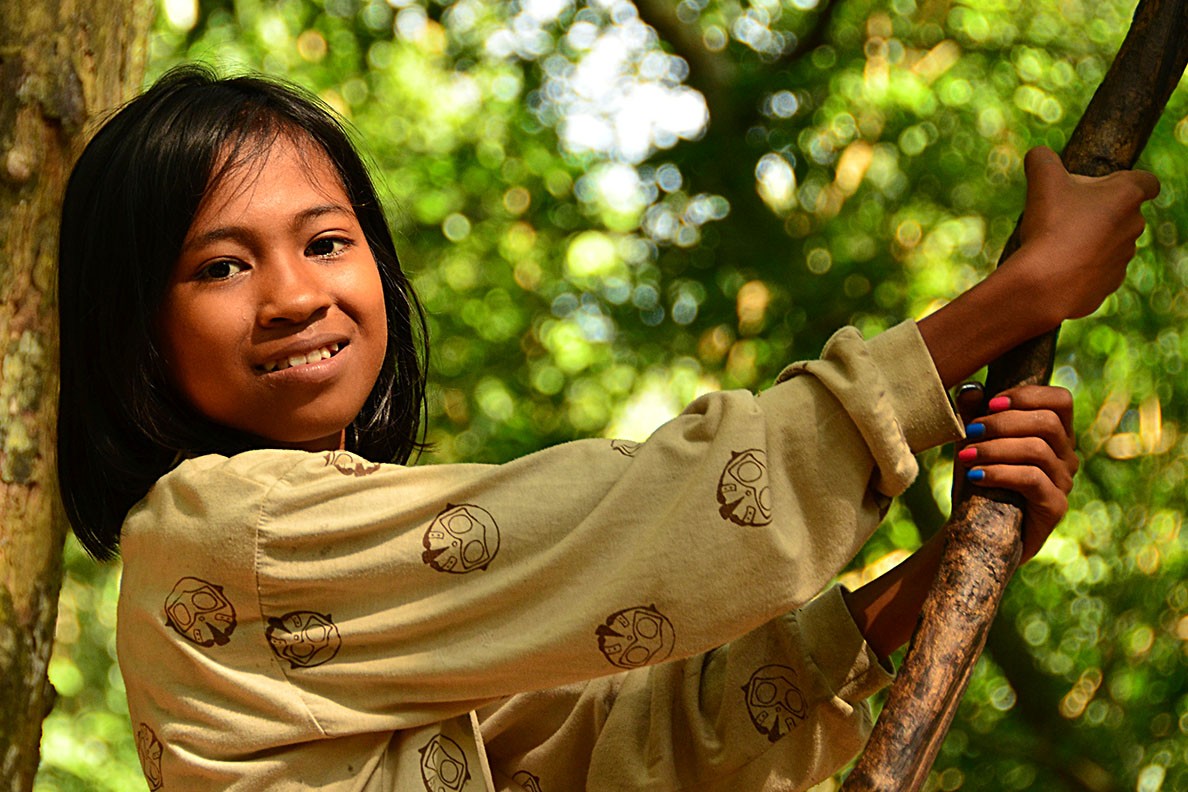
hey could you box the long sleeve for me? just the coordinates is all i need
[116,321,960,789]
[477,586,893,792]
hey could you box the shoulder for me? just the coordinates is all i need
[133,449,310,512]
[120,448,452,548]
[120,449,369,549]
[143,448,397,498]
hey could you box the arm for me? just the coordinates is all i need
[863,148,1157,655]
[481,376,1083,792]
[844,383,1078,662]
[116,322,961,771]
[476,386,1074,792]
[479,587,891,792]
[918,146,1159,389]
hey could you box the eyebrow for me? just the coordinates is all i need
[182,203,356,253]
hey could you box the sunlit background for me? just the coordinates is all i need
[37,0,1188,789]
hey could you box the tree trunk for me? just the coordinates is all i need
[0,1,151,788]
[841,1,1188,789]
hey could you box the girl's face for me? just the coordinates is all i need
[158,135,388,452]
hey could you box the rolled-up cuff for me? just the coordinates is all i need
[797,586,894,705]
[772,321,961,498]
[864,320,963,454]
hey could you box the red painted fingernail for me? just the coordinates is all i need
[958,447,978,462]
[988,396,1011,411]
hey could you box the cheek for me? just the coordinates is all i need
[358,266,390,364]
[158,296,247,407]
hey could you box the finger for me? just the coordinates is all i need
[1022,493,1069,561]
[1022,503,1066,561]
[957,437,1075,493]
[952,382,987,503]
[1125,215,1148,242]
[1126,169,1161,201]
[985,385,1074,436]
[1078,168,1161,203]
[955,382,985,426]
[968,409,1077,467]
[1024,145,1063,176]
[1023,146,1065,200]
[965,464,1069,533]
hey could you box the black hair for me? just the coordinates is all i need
[58,64,428,560]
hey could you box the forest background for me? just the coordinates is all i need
[31,0,1188,789]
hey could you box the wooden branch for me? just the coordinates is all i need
[841,2,1188,789]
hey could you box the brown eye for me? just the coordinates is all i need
[307,237,349,258]
[198,259,246,280]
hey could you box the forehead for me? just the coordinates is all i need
[190,132,350,230]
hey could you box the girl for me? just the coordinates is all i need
[57,65,1156,791]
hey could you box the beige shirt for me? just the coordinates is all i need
[117,321,961,791]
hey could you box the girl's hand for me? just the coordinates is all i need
[847,381,1077,660]
[917,149,1158,390]
[953,382,1079,562]
[1008,146,1161,324]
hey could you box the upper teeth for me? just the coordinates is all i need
[263,343,340,372]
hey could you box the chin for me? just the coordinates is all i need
[252,419,351,452]
[272,432,347,453]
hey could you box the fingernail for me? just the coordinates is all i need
[958,447,978,462]
[966,422,985,438]
[966,469,986,482]
[988,396,1011,411]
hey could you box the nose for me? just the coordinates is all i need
[257,255,331,326]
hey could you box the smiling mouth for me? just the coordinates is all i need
[260,343,344,373]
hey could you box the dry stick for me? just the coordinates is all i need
[841,2,1188,790]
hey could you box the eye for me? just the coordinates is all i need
[306,236,351,259]
[197,259,247,280]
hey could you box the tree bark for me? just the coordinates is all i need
[0,1,151,788]
[841,1,1188,790]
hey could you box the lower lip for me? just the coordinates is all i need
[259,346,349,384]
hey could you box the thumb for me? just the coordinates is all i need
[955,382,985,426]
[1023,146,1066,200]
[951,382,984,505]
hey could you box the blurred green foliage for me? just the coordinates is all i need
[36,0,1188,789]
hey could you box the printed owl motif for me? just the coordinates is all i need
[422,504,501,574]
[596,604,676,669]
[513,770,544,792]
[717,449,773,526]
[266,610,342,669]
[163,577,236,647]
[135,723,164,791]
[419,734,470,792]
[742,664,808,743]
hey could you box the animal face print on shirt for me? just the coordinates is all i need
[163,577,236,647]
[422,504,500,574]
[742,664,807,743]
[135,723,164,791]
[266,611,342,668]
[418,734,470,792]
[596,605,675,669]
[513,770,544,792]
[717,449,772,526]
[324,450,381,476]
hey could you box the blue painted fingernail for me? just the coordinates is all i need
[966,469,986,482]
[966,422,985,438]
